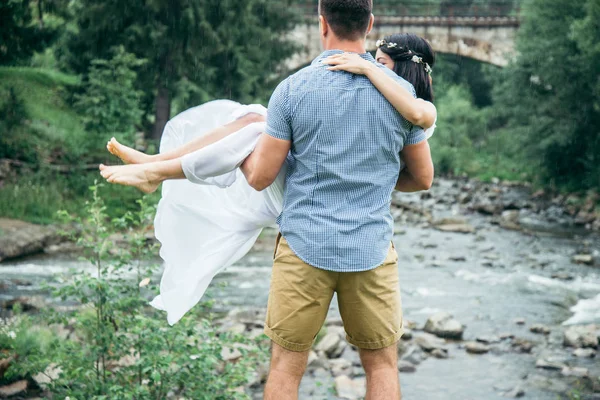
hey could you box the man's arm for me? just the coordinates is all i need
[242,78,292,192]
[241,133,290,191]
[396,140,434,192]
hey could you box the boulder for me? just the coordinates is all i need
[564,325,598,349]
[335,375,366,400]
[2,296,45,312]
[0,357,12,380]
[0,218,63,262]
[0,380,28,397]
[423,312,464,340]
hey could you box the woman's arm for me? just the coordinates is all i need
[323,53,436,129]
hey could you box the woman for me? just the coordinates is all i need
[100,34,437,325]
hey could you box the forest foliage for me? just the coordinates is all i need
[0,0,598,224]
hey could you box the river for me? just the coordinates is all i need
[1,179,599,399]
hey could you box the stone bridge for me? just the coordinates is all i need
[286,6,520,69]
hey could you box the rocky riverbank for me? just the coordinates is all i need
[1,177,598,264]
[1,177,599,399]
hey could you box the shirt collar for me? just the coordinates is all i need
[311,50,375,66]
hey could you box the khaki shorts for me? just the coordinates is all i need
[264,234,404,352]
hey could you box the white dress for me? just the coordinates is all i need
[150,100,435,325]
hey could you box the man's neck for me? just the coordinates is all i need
[324,39,366,54]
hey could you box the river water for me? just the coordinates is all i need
[1,179,599,399]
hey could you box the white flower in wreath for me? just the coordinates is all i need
[376,39,385,48]
[411,55,422,64]
[387,42,398,48]
[425,64,433,74]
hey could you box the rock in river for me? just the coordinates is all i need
[564,325,598,349]
[465,342,490,354]
[572,254,595,266]
[335,375,366,400]
[0,218,64,262]
[530,324,551,335]
[315,332,346,358]
[423,312,465,339]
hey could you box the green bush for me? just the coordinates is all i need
[2,184,265,398]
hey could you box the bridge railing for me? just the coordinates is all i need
[293,1,520,19]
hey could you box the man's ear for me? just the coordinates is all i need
[319,15,328,37]
[366,14,375,35]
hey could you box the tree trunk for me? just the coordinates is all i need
[152,84,170,140]
[37,0,44,28]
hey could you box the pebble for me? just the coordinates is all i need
[398,360,417,373]
[572,254,594,265]
[329,358,352,377]
[535,359,566,370]
[431,348,449,359]
[573,348,596,358]
[477,335,502,344]
[414,332,447,352]
[511,338,534,353]
[513,318,526,325]
[561,366,589,378]
[529,324,551,335]
[423,312,465,340]
[503,386,526,398]
[465,342,490,354]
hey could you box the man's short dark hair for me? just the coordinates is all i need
[319,0,373,41]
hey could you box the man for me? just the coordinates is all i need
[241,0,434,399]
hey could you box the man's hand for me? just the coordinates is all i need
[396,140,434,192]
[241,133,290,191]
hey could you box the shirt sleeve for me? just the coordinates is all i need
[265,78,292,141]
[405,124,428,145]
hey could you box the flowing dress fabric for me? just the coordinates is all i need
[150,100,284,325]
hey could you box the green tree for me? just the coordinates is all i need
[61,0,299,140]
[493,0,600,189]
[0,0,62,64]
[74,46,145,140]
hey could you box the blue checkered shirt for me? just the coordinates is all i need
[266,50,426,272]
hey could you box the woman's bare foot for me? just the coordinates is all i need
[99,164,161,194]
[107,138,154,165]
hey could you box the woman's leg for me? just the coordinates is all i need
[99,159,184,194]
[101,118,267,193]
[107,112,265,164]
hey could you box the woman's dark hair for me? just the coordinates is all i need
[378,33,436,102]
[319,0,373,41]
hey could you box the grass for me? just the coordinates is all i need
[0,67,85,143]
[0,67,160,225]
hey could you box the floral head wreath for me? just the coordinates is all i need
[376,39,433,75]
